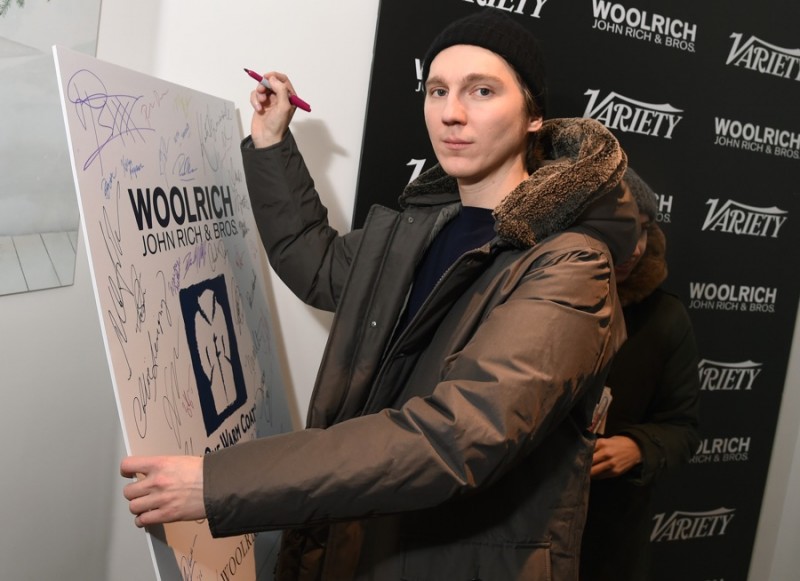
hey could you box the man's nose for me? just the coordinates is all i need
[441,95,466,125]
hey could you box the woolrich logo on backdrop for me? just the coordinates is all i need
[688,281,777,313]
[651,507,736,542]
[590,0,697,52]
[583,90,683,138]
[702,199,788,238]
[713,117,800,160]
[690,436,752,464]
[698,359,763,391]
[726,33,800,81]
[655,192,673,223]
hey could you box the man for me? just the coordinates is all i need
[122,11,637,579]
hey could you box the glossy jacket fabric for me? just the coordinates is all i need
[204,118,639,580]
[580,223,701,581]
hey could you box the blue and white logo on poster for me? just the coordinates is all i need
[180,274,247,436]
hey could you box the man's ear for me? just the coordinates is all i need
[527,117,543,133]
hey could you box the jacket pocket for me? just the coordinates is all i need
[400,539,552,581]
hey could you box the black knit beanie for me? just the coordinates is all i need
[624,167,658,220]
[422,10,548,117]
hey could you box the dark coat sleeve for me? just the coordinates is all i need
[241,132,362,311]
[612,292,701,485]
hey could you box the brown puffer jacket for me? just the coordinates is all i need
[204,118,638,580]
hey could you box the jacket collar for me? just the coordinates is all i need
[399,118,630,255]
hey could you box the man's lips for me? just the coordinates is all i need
[442,138,472,150]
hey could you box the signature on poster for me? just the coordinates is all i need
[179,534,201,581]
[66,68,155,173]
[100,185,136,380]
[196,104,234,173]
[132,270,178,439]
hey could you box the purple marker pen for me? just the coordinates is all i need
[244,68,311,112]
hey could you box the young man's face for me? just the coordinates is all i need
[424,44,542,197]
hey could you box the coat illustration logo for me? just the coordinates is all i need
[180,274,248,436]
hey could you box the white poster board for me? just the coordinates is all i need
[53,46,292,580]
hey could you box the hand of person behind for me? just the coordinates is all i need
[590,435,643,479]
[249,71,298,148]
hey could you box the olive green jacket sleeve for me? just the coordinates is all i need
[241,132,362,312]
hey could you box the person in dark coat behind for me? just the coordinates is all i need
[579,167,701,581]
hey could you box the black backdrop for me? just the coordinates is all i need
[353,1,800,579]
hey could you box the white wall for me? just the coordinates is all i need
[749,303,800,580]
[0,231,150,580]
[0,0,795,579]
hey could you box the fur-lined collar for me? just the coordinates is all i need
[617,223,668,306]
[399,118,628,251]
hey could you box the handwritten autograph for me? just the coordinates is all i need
[101,184,134,380]
[66,69,155,174]
[179,534,201,581]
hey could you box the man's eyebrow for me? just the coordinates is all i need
[425,73,505,89]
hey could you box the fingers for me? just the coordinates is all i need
[121,456,160,507]
[590,437,641,479]
[127,487,183,527]
[250,89,265,112]
[121,456,164,521]
[591,458,618,479]
[590,439,615,478]
[262,71,295,93]
[249,71,296,111]
[120,455,206,528]
[123,470,164,528]
[126,484,159,515]
[120,455,153,478]
[250,85,277,114]
[591,439,609,465]
[248,71,297,147]
[591,448,611,477]
[135,508,172,528]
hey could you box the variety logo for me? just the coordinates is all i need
[651,507,735,542]
[583,90,683,139]
[688,281,777,313]
[713,117,800,160]
[419,1,550,90]
[702,198,788,238]
[461,0,550,19]
[590,0,697,52]
[698,359,762,391]
[690,436,751,464]
[726,33,800,81]
[407,158,428,183]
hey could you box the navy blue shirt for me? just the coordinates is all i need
[400,206,496,330]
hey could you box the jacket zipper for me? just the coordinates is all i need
[361,238,502,415]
